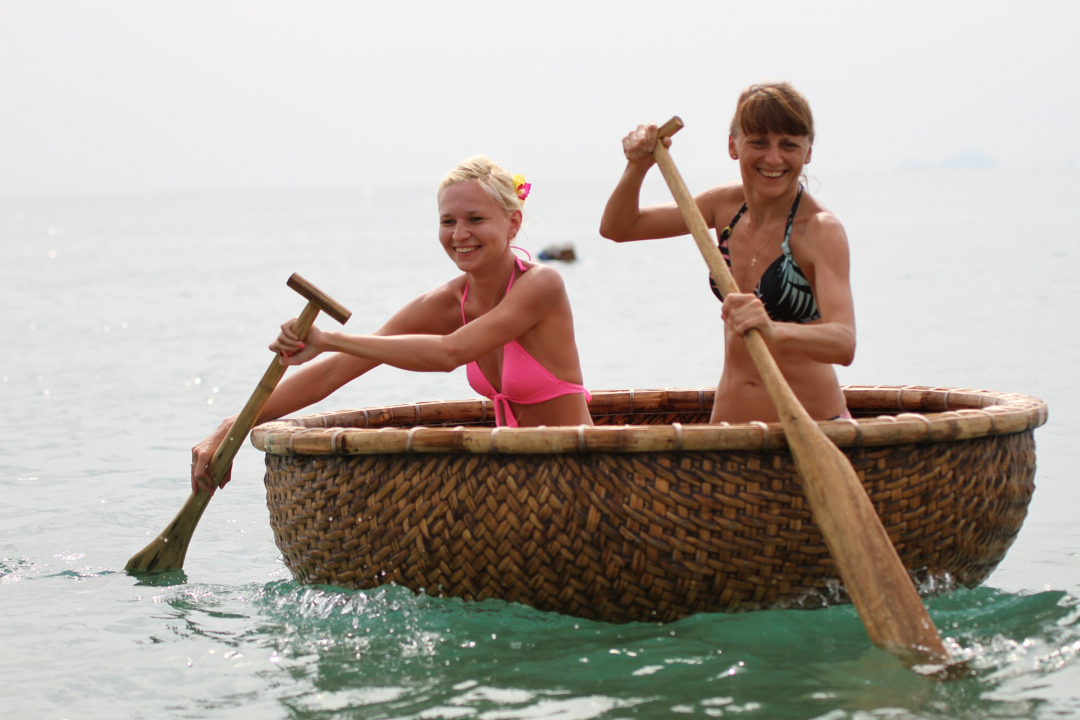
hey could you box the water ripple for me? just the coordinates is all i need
[100,581,1078,719]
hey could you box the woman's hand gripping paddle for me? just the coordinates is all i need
[652,117,951,667]
[125,273,351,574]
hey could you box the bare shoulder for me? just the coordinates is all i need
[806,209,848,249]
[428,275,470,302]
[798,195,848,249]
[380,276,466,334]
[504,263,572,314]
[516,262,567,295]
[397,276,462,312]
[701,182,747,223]
[699,182,744,206]
[715,181,746,200]
[788,210,849,280]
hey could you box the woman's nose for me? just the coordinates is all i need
[452,223,470,240]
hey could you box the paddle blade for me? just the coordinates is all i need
[125,491,211,573]
[782,414,951,663]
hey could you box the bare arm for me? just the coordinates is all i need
[600,123,719,242]
[784,215,856,365]
[284,267,564,373]
[723,214,856,366]
[190,288,457,493]
[189,355,349,493]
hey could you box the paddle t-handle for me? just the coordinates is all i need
[650,117,953,668]
[204,274,351,485]
[125,273,351,574]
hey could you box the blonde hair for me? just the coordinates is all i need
[730,82,815,143]
[438,155,522,216]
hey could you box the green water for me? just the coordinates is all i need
[5,562,1077,718]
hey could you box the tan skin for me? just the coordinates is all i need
[191,180,591,494]
[599,123,855,424]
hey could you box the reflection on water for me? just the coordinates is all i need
[132,568,190,587]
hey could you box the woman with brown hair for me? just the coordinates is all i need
[600,82,855,423]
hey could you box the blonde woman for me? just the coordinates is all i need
[600,82,855,424]
[192,156,591,494]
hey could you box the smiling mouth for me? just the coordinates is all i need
[758,169,786,178]
[454,246,479,255]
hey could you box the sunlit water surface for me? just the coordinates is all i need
[2,169,1078,718]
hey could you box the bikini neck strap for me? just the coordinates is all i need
[505,245,531,290]
[781,185,804,253]
[723,184,803,241]
[463,245,531,315]
[511,245,530,270]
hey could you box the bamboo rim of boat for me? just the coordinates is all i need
[251,385,1048,456]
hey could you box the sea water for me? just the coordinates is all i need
[1,169,1078,719]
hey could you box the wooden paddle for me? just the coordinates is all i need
[126,273,351,574]
[652,117,950,666]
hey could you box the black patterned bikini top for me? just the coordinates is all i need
[709,185,821,324]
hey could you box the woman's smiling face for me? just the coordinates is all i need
[438,180,522,270]
[730,131,812,197]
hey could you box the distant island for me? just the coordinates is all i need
[897,151,1000,171]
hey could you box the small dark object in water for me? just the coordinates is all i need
[538,243,576,262]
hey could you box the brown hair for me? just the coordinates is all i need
[729,82,814,142]
[438,155,521,216]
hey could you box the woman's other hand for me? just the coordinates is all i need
[722,293,776,342]
[270,318,326,366]
[621,124,671,166]
[190,419,234,495]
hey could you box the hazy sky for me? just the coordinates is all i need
[2,0,1078,198]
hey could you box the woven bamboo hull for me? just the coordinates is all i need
[254,386,1046,623]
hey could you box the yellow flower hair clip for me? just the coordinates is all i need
[512,174,531,202]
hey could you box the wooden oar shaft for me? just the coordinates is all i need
[652,118,949,664]
[124,301,324,573]
[206,300,321,487]
[126,274,351,574]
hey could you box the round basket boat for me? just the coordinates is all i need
[252,385,1047,623]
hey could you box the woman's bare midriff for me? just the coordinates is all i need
[710,328,847,423]
[509,391,593,427]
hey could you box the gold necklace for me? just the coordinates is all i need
[749,224,780,267]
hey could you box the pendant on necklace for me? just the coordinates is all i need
[751,257,757,266]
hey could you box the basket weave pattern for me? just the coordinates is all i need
[259,387,1044,622]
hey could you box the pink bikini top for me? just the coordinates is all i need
[461,257,591,427]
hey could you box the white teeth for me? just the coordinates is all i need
[760,170,784,178]
[455,247,478,254]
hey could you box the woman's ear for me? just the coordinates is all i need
[805,146,813,164]
[728,134,738,160]
[508,209,523,239]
